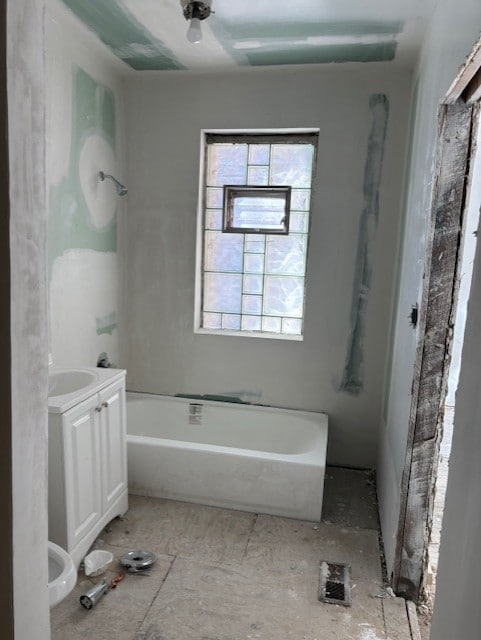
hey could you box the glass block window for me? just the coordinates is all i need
[196,131,318,339]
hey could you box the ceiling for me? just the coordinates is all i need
[61,0,438,72]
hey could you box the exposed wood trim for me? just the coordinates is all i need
[445,34,481,103]
[406,601,423,640]
[0,0,13,636]
[393,102,474,602]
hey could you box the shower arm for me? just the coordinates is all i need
[99,171,128,196]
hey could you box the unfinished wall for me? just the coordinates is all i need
[7,0,50,637]
[377,0,481,577]
[124,66,411,468]
[46,0,128,368]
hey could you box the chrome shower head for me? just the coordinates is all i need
[99,171,128,196]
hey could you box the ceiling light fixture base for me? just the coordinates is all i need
[183,1,212,22]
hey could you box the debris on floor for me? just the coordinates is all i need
[50,469,417,640]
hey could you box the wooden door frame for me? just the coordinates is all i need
[393,39,481,602]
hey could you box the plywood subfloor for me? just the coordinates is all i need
[50,468,414,639]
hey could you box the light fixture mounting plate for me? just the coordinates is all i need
[183,1,212,21]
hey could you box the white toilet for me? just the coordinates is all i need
[48,541,77,608]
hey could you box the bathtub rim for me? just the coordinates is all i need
[126,389,329,422]
[126,390,328,460]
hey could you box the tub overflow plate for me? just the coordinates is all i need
[120,550,157,573]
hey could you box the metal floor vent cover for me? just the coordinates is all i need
[319,561,352,606]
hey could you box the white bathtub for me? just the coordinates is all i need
[126,392,328,522]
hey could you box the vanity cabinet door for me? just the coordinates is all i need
[63,395,102,549]
[99,378,127,513]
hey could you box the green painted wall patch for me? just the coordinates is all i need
[96,311,117,335]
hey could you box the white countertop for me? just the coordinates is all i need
[48,366,126,414]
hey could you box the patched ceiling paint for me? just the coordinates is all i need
[61,0,438,71]
[61,0,184,70]
[212,19,402,65]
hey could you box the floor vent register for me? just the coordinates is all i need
[319,561,352,607]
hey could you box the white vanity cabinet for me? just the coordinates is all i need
[48,369,128,569]
[98,380,127,513]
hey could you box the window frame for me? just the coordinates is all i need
[223,185,292,235]
[194,128,319,341]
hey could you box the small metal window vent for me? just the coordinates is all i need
[319,561,352,607]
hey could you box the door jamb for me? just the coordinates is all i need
[393,58,481,601]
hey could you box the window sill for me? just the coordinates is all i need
[194,327,304,341]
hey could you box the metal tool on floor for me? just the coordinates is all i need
[79,570,126,610]
[80,579,109,609]
[119,550,157,573]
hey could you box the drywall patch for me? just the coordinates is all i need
[48,66,117,279]
[79,134,117,228]
[60,0,184,70]
[211,19,400,66]
[340,94,389,395]
[96,311,117,335]
[50,251,119,365]
[227,20,403,40]
[246,43,396,66]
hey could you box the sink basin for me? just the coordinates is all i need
[48,370,98,396]
[48,541,77,608]
[48,366,124,414]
